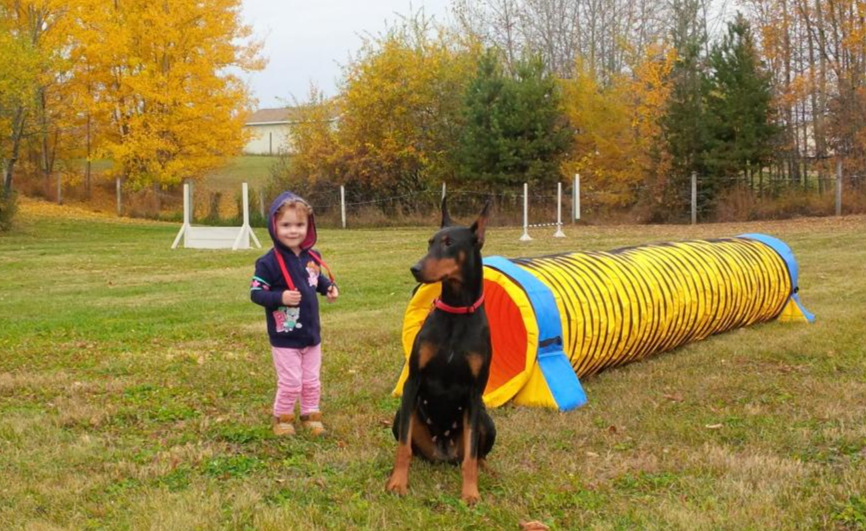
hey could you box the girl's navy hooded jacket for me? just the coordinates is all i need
[250,192,333,348]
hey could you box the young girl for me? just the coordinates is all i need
[250,192,338,437]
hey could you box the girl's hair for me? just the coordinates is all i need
[275,198,312,219]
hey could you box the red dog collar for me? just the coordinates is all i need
[434,294,485,314]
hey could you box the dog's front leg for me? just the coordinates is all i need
[460,391,483,505]
[386,377,418,495]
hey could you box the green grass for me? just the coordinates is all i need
[202,156,281,192]
[1,201,865,530]
[63,155,279,193]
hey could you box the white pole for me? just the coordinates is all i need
[184,183,190,226]
[116,178,122,216]
[171,183,190,249]
[691,171,697,225]
[554,181,565,237]
[574,173,581,221]
[234,182,261,250]
[441,182,446,201]
[519,182,532,241]
[242,182,250,226]
[340,185,346,229]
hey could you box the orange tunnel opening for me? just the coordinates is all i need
[483,279,528,395]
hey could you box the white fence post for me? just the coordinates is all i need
[519,182,532,242]
[836,158,843,216]
[573,173,581,222]
[242,182,250,227]
[116,178,122,216]
[340,185,346,229]
[554,181,566,238]
[691,171,697,225]
[441,182,446,202]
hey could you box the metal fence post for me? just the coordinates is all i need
[691,172,697,225]
[116,177,122,216]
[340,185,346,229]
[519,182,532,241]
[836,158,843,216]
[573,173,580,222]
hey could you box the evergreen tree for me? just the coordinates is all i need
[704,13,778,189]
[659,0,711,219]
[455,49,571,189]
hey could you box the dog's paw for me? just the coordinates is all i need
[385,477,409,496]
[461,490,480,506]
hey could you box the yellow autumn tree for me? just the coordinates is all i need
[561,45,676,208]
[94,0,263,188]
[627,43,677,210]
[334,18,479,195]
[1,13,40,194]
[286,86,342,186]
[1,0,77,194]
[561,58,635,207]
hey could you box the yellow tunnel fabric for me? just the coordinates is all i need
[512,238,792,378]
[395,236,798,409]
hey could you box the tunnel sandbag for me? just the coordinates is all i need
[393,234,814,411]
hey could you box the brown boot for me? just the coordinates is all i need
[273,413,295,436]
[300,412,327,437]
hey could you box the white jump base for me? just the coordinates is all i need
[171,182,262,250]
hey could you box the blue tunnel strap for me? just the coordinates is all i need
[484,256,587,411]
[738,233,816,323]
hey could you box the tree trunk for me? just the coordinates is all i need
[3,108,27,197]
[39,88,52,197]
[85,113,92,199]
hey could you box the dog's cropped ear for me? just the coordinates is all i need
[470,201,491,248]
[440,196,453,228]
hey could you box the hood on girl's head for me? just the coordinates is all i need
[268,191,318,252]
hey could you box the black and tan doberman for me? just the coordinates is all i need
[386,199,496,505]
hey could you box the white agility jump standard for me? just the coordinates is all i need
[171,182,262,250]
[520,181,567,241]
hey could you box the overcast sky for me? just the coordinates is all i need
[239,0,453,109]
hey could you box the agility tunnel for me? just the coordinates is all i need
[394,233,814,411]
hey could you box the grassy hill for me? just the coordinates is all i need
[202,155,281,192]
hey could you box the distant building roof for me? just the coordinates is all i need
[245,106,339,126]
[245,107,300,125]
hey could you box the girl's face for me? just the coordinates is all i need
[276,208,308,251]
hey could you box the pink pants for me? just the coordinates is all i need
[271,343,322,417]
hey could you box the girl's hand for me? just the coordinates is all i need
[282,290,302,306]
[326,285,339,303]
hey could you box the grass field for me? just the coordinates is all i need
[202,156,280,192]
[1,199,864,530]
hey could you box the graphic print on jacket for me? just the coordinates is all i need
[249,191,333,348]
[273,306,302,332]
[306,261,321,288]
